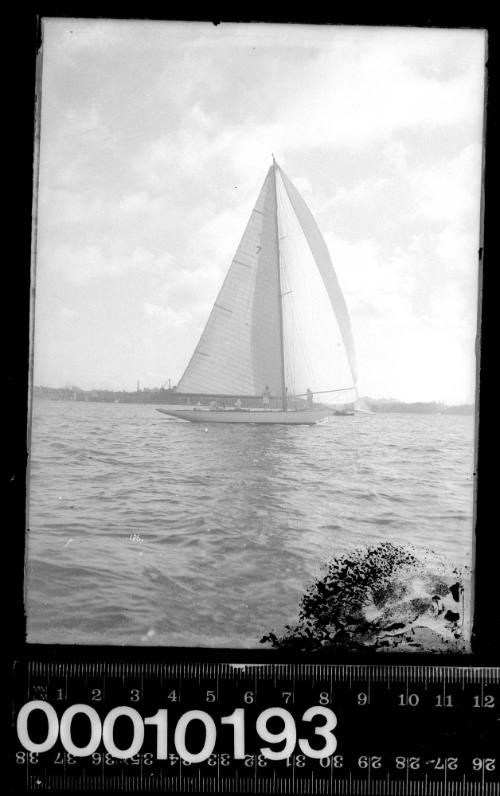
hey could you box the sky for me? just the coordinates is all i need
[33,20,486,403]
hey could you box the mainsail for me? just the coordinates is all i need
[178,166,283,397]
[177,160,357,407]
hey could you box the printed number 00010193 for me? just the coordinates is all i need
[16,701,337,763]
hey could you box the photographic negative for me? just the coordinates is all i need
[26,20,486,653]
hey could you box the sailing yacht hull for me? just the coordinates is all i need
[156,407,335,425]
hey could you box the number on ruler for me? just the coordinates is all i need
[473,694,495,708]
[398,693,419,707]
[435,694,453,707]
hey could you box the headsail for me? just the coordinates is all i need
[177,160,357,407]
[275,165,358,405]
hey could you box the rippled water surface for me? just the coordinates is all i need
[26,400,475,647]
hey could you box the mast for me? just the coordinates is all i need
[272,155,287,412]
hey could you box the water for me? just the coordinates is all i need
[26,400,475,647]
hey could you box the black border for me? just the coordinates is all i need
[7,5,498,723]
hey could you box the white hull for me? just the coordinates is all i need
[156,407,336,425]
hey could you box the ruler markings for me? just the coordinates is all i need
[14,663,500,793]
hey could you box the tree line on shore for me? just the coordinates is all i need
[32,385,474,415]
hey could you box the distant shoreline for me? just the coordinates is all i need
[32,386,475,416]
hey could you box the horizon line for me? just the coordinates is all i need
[32,385,475,407]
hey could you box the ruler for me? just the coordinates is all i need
[11,661,499,794]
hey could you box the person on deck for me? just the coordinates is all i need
[306,388,314,408]
[235,398,242,409]
[262,385,271,407]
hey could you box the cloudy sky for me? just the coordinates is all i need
[33,20,486,403]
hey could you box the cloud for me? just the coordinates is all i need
[143,302,162,316]
[59,307,78,319]
[37,242,162,284]
[325,226,477,403]
[33,22,485,401]
[143,303,191,329]
[410,143,483,226]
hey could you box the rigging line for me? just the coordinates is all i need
[273,162,287,412]
[283,189,301,398]
[278,192,294,396]
[282,189,310,397]
[281,194,299,397]
[294,387,356,397]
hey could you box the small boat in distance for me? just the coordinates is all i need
[157,157,358,425]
